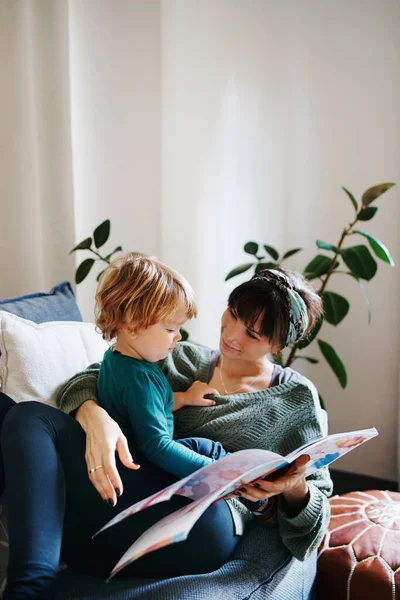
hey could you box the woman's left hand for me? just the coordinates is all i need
[226,454,310,516]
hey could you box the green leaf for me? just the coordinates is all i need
[296,316,323,349]
[93,220,111,249]
[304,255,333,279]
[352,230,394,266]
[263,245,279,260]
[318,339,348,388]
[180,328,189,341]
[105,246,123,261]
[295,356,319,364]
[356,278,372,325]
[343,271,372,324]
[342,187,358,212]
[357,207,378,221]
[70,237,92,254]
[96,269,106,282]
[75,258,95,284]
[362,182,396,206]
[316,240,340,253]
[272,352,283,366]
[341,245,377,280]
[255,261,278,274]
[282,248,302,260]
[323,291,350,325]
[225,263,254,281]
[244,242,259,255]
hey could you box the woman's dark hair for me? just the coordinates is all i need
[228,268,323,351]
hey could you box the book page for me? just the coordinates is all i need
[95,448,285,536]
[285,427,378,476]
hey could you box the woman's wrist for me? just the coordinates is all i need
[255,498,270,514]
[281,479,310,517]
[254,496,278,523]
[75,399,100,430]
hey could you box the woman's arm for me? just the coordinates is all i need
[75,400,140,505]
[276,382,332,559]
[228,380,333,560]
[230,455,331,560]
[57,364,140,504]
[57,363,101,414]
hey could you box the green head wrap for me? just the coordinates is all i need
[252,269,309,346]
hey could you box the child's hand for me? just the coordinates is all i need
[173,381,219,411]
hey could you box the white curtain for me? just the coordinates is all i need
[0,0,76,298]
[0,0,161,309]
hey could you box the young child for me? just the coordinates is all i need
[95,252,227,480]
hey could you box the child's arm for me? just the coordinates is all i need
[172,381,218,412]
[124,375,214,478]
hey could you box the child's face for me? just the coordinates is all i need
[126,308,188,362]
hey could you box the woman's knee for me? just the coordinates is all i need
[1,401,60,444]
[131,500,238,577]
[185,500,239,570]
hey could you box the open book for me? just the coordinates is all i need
[96,427,378,579]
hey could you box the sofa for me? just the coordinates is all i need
[0,282,318,599]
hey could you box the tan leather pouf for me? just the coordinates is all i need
[317,490,400,600]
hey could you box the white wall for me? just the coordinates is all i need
[160,0,400,480]
[68,0,161,320]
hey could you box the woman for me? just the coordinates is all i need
[0,268,332,599]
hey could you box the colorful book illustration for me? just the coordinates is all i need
[95,427,378,579]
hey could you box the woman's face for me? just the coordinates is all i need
[219,307,276,361]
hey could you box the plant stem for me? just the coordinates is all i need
[317,214,358,297]
[285,344,297,368]
[284,215,359,368]
[89,248,111,264]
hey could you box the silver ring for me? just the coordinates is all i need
[89,465,103,474]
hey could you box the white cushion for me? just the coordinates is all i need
[0,311,108,406]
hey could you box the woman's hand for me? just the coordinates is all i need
[172,381,219,411]
[226,455,310,517]
[75,400,140,505]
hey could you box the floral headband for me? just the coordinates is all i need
[252,269,309,346]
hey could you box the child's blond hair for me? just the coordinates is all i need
[95,252,197,340]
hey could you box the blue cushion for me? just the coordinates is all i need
[0,281,82,324]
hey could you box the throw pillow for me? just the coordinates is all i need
[0,281,82,323]
[0,311,108,405]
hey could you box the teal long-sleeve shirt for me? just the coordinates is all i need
[97,348,212,478]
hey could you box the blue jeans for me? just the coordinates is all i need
[176,436,227,461]
[0,393,239,599]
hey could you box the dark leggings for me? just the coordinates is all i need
[0,393,239,599]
